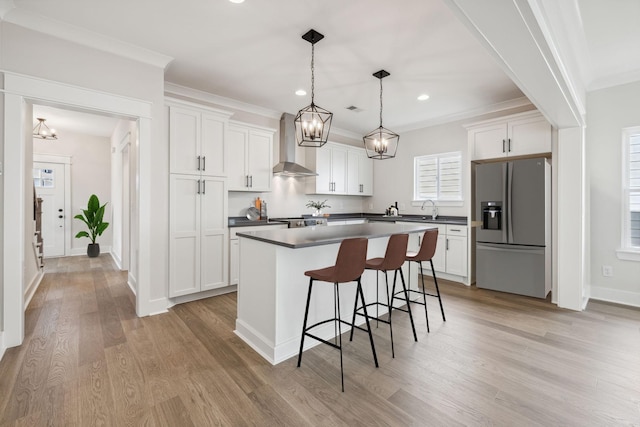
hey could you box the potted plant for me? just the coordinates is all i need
[74,194,109,257]
[306,199,330,217]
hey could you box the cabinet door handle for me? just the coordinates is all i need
[508,138,511,152]
[245,175,249,187]
[450,229,460,232]
[418,236,421,247]
[197,179,201,194]
[502,139,506,153]
[197,155,201,171]
[202,180,206,194]
[202,156,206,171]
[446,238,449,251]
[249,175,253,188]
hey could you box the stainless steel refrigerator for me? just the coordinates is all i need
[475,157,551,298]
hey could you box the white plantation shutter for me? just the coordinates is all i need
[629,134,640,247]
[414,152,462,201]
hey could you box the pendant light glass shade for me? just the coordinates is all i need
[295,29,332,148]
[363,70,399,160]
[33,118,58,140]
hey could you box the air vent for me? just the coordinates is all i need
[345,105,363,112]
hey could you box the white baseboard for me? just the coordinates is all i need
[111,251,122,270]
[69,245,112,257]
[589,285,640,308]
[0,331,6,363]
[127,273,137,296]
[167,286,237,308]
[24,270,44,308]
[146,297,170,316]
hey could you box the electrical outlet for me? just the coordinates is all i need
[602,265,613,277]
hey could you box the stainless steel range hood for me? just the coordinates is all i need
[273,113,318,177]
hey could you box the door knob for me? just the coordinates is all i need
[58,215,63,218]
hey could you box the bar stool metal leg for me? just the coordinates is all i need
[399,268,418,341]
[384,270,395,358]
[357,278,379,368]
[297,278,314,367]
[431,259,446,322]
[335,282,344,392]
[418,261,430,332]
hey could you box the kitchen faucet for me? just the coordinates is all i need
[421,199,438,220]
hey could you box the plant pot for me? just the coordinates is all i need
[87,243,100,258]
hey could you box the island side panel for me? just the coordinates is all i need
[235,237,278,363]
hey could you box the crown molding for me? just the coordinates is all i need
[164,81,365,140]
[165,82,281,120]
[2,7,173,69]
[0,0,14,19]
[588,69,640,92]
[396,96,533,133]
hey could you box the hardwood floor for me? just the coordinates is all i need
[1,255,639,426]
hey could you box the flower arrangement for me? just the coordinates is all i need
[306,200,331,210]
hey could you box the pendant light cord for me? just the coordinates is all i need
[379,77,383,128]
[310,43,315,105]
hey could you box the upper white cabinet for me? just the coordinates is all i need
[306,142,348,194]
[347,147,374,196]
[306,142,373,195]
[168,102,231,177]
[467,111,552,161]
[227,121,275,192]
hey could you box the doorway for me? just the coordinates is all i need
[3,72,153,349]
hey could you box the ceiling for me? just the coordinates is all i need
[8,0,640,138]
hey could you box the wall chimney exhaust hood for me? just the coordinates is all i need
[273,113,318,177]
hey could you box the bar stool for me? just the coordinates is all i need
[297,238,378,392]
[350,233,417,358]
[401,229,446,333]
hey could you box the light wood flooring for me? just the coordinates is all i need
[1,255,639,426]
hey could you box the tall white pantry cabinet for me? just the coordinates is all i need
[167,100,232,297]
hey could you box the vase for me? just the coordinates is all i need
[312,209,322,217]
[87,243,100,258]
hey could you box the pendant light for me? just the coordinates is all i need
[363,70,399,160]
[294,29,332,148]
[33,118,58,140]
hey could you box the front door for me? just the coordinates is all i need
[33,161,66,257]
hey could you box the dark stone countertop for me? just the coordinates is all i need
[301,213,467,226]
[236,222,436,249]
[228,217,288,227]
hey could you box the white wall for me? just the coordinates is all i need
[33,130,112,254]
[587,81,640,306]
[23,104,40,298]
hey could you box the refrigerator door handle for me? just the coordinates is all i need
[502,162,508,243]
[507,162,514,243]
[477,243,545,255]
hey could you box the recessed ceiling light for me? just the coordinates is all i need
[229,0,244,3]
[417,94,430,101]
[295,89,307,96]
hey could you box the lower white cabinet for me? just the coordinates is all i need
[169,174,228,297]
[398,222,467,279]
[229,223,287,286]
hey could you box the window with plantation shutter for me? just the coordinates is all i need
[414,152,462,202]
[626,130,640,249]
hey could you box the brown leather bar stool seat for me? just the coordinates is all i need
[297,238,378,392]
[350,233,417,358]
[399,228,446,332]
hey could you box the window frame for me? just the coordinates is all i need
[413,151,463,206]
[617,127,640,261]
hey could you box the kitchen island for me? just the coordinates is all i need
[235,222,433,364]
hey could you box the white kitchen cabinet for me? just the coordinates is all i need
[444,225,467,276]
[347,148,374,195]
[468,111,551,161]
[169,174,228,297]
[168,102,231,177]
[229,223,286,286]
[305,142,348,194]
[227,121,275,191]
[432,225,447,272]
